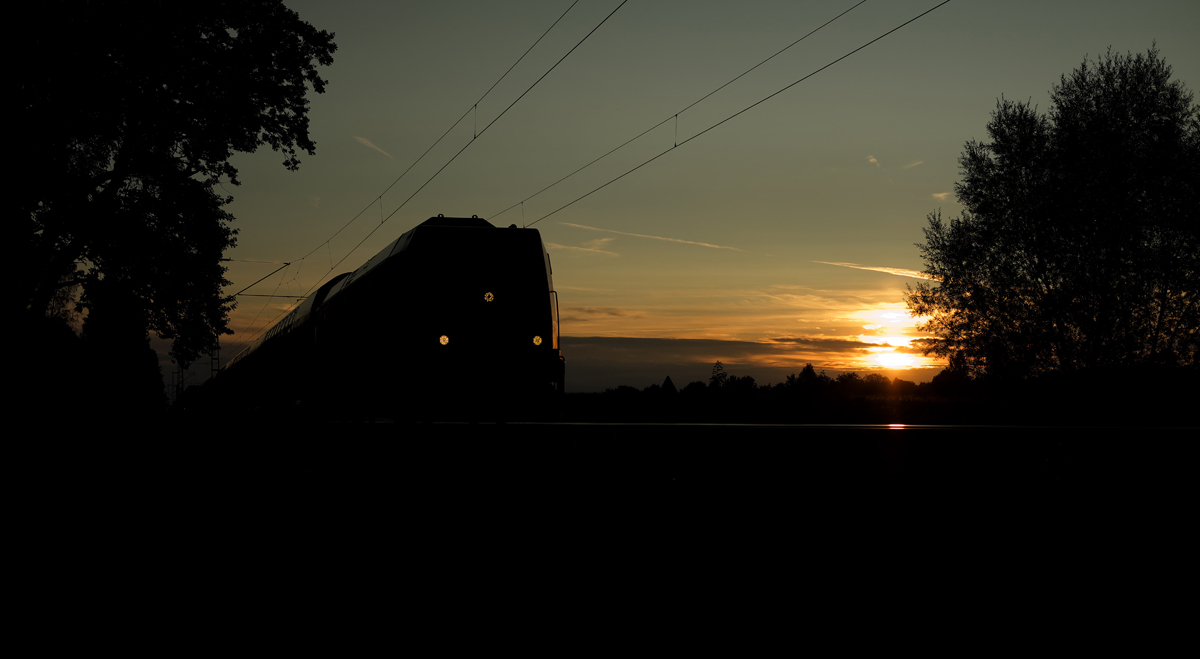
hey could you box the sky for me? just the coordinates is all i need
[162,0,1200,394]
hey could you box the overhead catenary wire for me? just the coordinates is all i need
[490,0,868,223]
[224,0,625,360]
[224,264,297,357]
[297,0,630,297]
[222,0,950,364]
[289,0,584,269]
[232,262,291,297]
[230,1,946,356]
[526,0,952,227]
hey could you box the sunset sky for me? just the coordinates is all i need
[167,0,1200,393]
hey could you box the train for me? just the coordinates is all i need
[209,215,564,420]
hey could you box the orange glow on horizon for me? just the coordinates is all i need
[216,284,946,377]
[873,351,919,369]
[845,305,938,370]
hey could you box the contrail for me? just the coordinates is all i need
[354,136,393,159]
[561,223,743,251]
[815,261,940,281]
[545,242,620,257]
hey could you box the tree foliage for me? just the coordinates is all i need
[17,1,336,364]
[906,47,1199,378]
[709,361,728,389]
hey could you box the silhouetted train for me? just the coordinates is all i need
[213,215,564,419]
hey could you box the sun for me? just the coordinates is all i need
[874,351,918,369]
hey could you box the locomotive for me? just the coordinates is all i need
[212,215,564,420]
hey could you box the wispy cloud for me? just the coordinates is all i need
[767,336,877,352]
[558,285,620,293]
[814,261,940,281]
[561,307,644,323]
[866,155,897,184]
[932,192,954,201]
[354,136,393,159]
[566,307,634,317]
[545,242,620,257]
[902,160,924,169]
[560,222,743,251]
[584,237,616,250]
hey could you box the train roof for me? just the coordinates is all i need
[417,215,496,228]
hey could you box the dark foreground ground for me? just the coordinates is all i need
[27,421,1193,520]
[14,421,1194,637]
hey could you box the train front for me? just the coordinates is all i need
[389,216,563,418]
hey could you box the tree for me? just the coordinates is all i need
[905,46,1199,378]
[17,1,336,365]
[862,372,890,395]
[710,361,728,389]
[725,374,756,393]
[835,372,863,396]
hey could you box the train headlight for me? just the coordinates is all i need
[484,292,494,302]
[533,336,542,346]
[439,335,449,345]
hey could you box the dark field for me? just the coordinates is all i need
[18,421,1192,625]
[29,421,1192,518]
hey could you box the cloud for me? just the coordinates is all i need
[766,336,875,352]
[545,242,619,257]
[866,155,897,184]
[814,261,940,281]
[583,237,616,250]
[354,136,393,159]
[560,222,743,251]
[902,160,924,169]
[932,192,954,201]
[558,285,621,293]
[565,306,633,317]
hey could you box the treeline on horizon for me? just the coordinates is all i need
[563,361,1197,426]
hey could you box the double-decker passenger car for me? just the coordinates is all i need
[213,215,564,420]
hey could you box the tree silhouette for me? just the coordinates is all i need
[17,1,336,365]
[906,46,1199,378]
[709,361,728,389]
[783,363,831,397]
[835,372,863,396]
[862,373,890,396]
[725,374,757,393]
[81,280,169,416]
